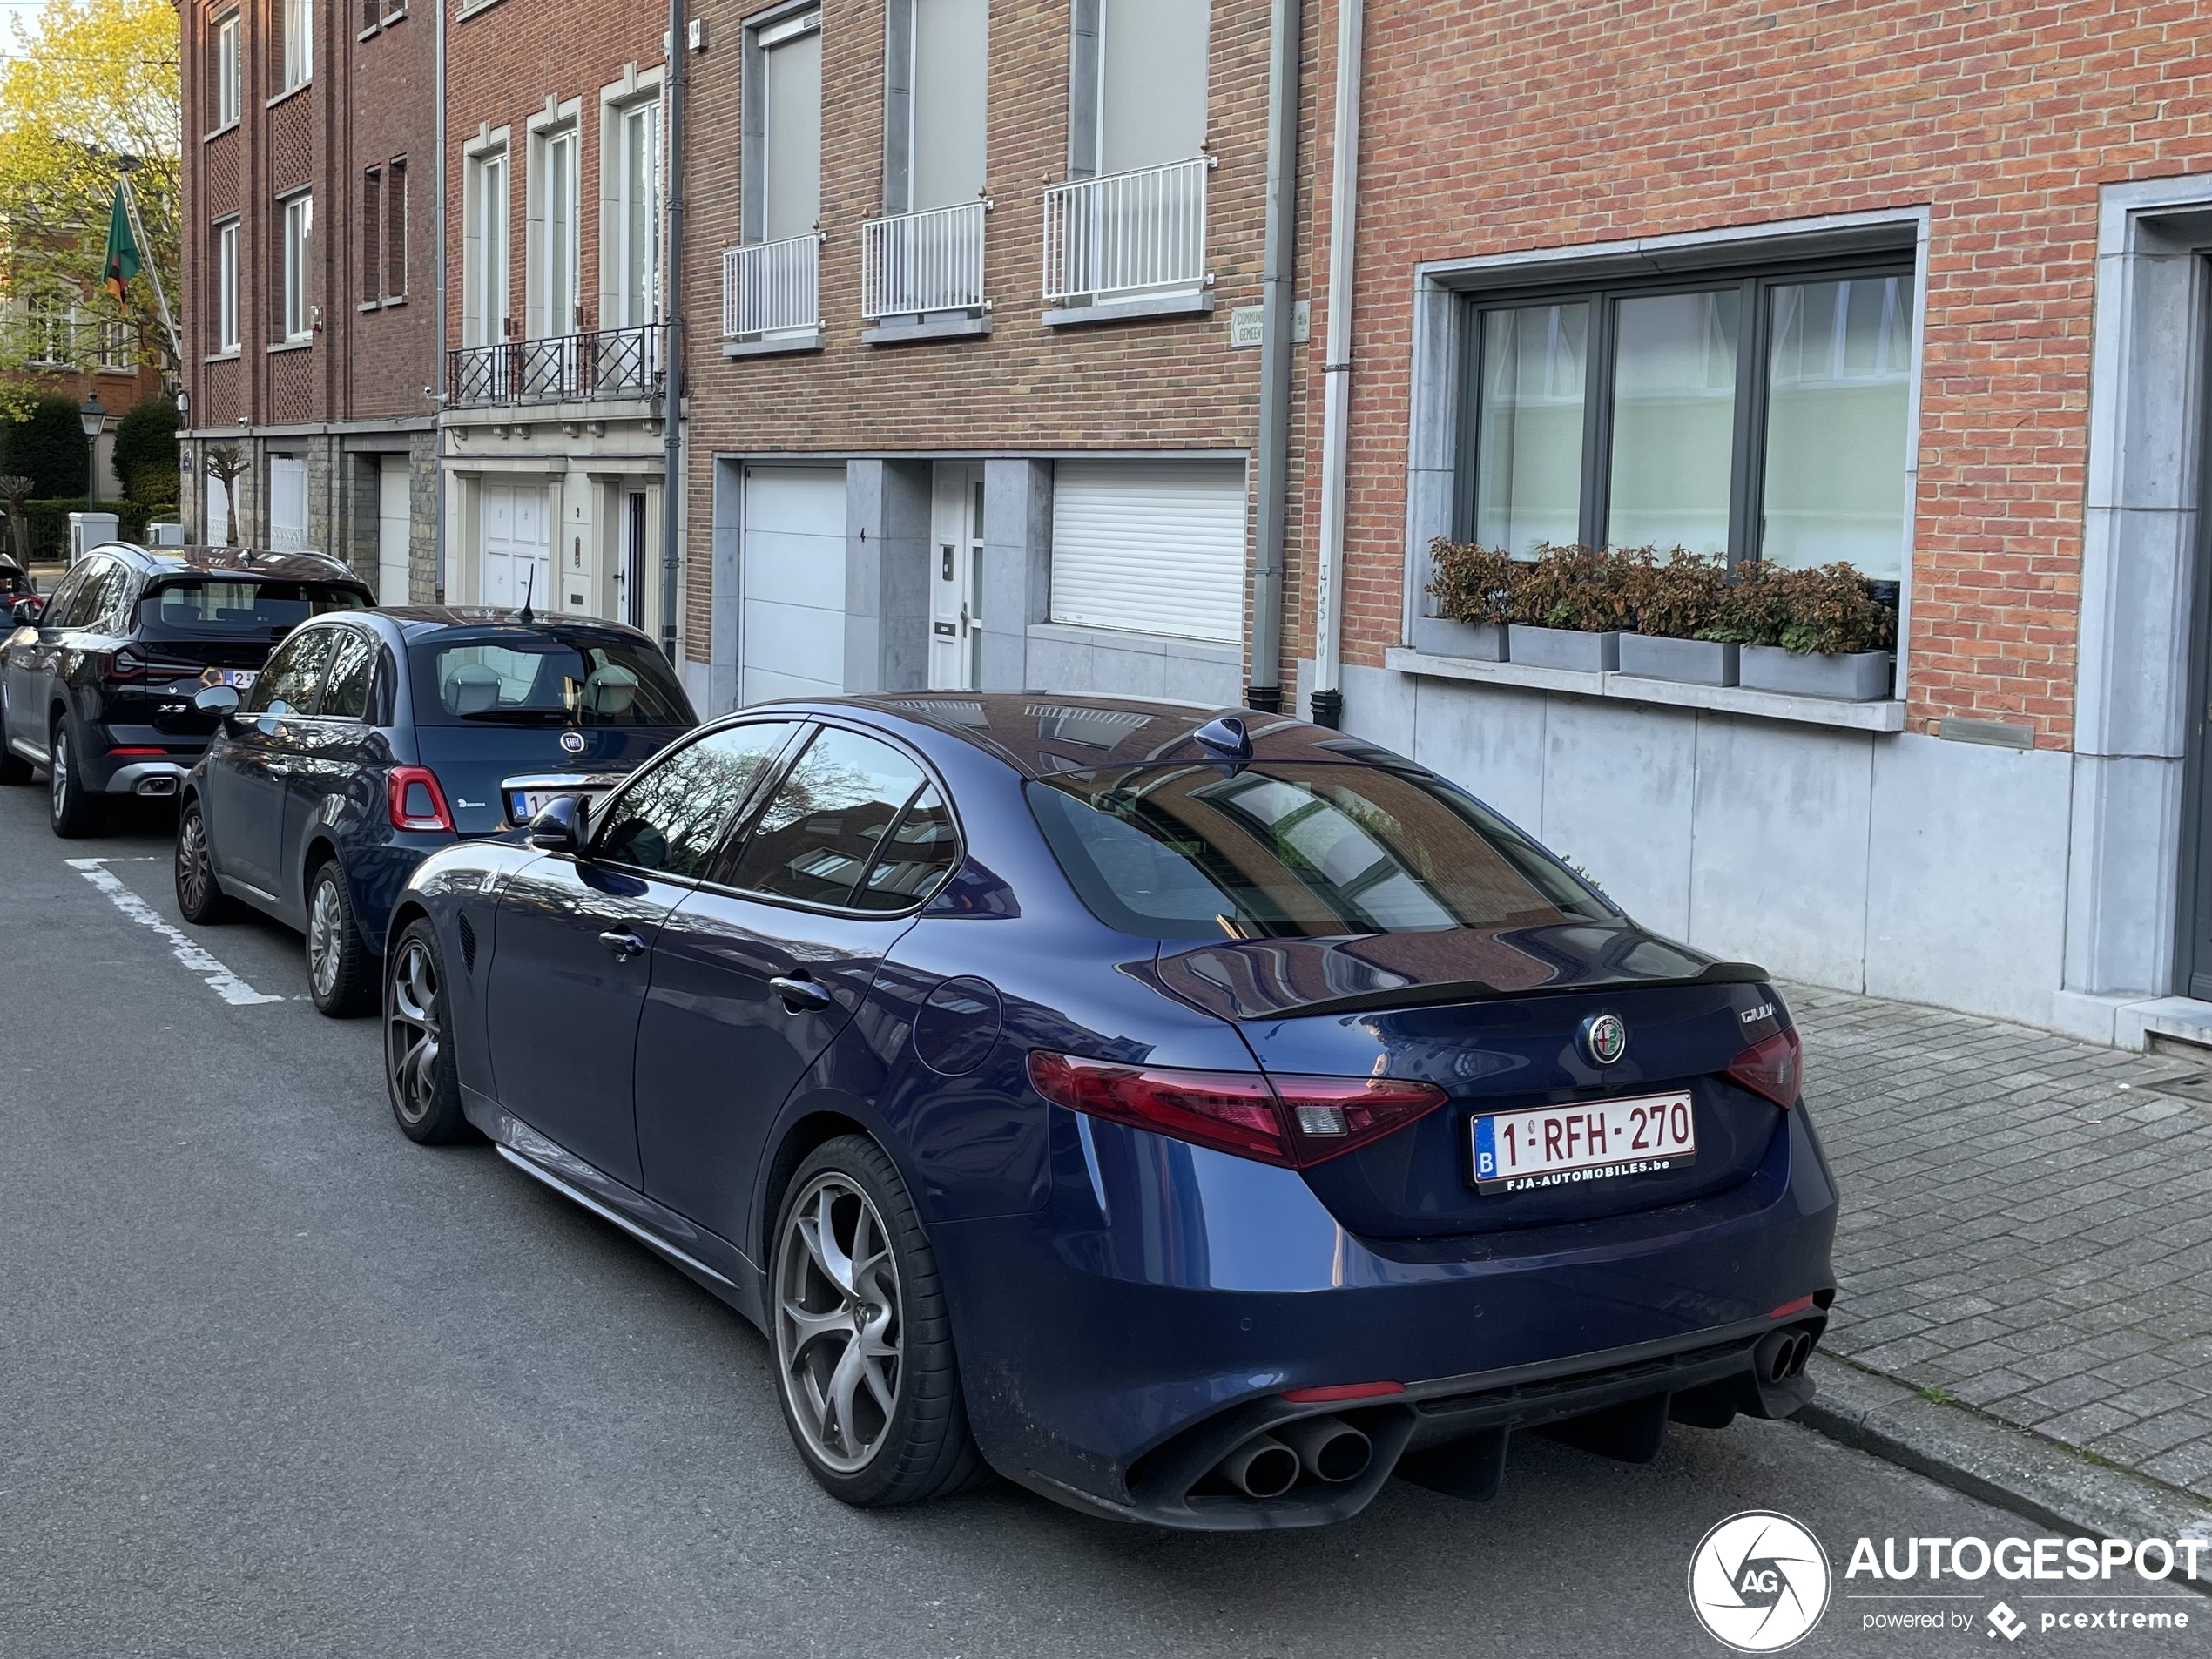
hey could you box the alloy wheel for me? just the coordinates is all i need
[308,875,343,1000]
[386,936,443,1125]
[775,1173,904,1474]
[49,726,66,822]
[179,810,212,912]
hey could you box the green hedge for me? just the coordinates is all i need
[0,498,156,562]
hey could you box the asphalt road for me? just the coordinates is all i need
[0,782,2195,1659]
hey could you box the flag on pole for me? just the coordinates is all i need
[102,182,140,305]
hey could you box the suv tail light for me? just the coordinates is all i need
[1026,1051,1448,1170]
[1726,1026,1803,1109]
[98,646,147,682]
[387,765,454,833]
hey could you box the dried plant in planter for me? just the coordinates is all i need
[1710,562,1897,654]
[1621,548,1729,640]
[1426,537,1522,626]
[1512,542,1639,632]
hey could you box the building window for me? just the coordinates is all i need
[755,10,822,245]
[96,314,132,370]
[213,10,239,127]
[614,99,660,327]
[529,125,579,338]
[384,158,407,300]
[215,219,240,351]
[281,192,314,341]
[281,0,312,91]
[884,0,987,216]
[1461,265,1915,580]
[361,166,382,305]
[1076,0,1208,178]
[466,149,508,347]
[24,289,71,364]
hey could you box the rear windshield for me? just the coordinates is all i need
[139,578,369,639]
[1028,760,1615,941]
[408,633,693,727]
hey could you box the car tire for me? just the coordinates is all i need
[47,716,101,839]
[307,860,377,1018]
[769,1134,992,1507]
[384,917,470,1144]
[0,684,29,785]
[174,797,237,924]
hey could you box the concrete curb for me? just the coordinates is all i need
[1800,1353,2212,1590]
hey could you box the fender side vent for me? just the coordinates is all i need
[457,910,478,973]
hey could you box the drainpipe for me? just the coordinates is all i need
[1308,0,1365,731]
[1246,0,1301,714]
[432,0,448,598]
[658,0,688,666]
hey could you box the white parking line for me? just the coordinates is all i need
[65,858,287,1006]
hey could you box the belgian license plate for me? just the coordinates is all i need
[204,668,257,689]
[510,788,593,824]
[1470,1091,1696,1193]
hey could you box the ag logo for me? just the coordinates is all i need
[1687,1511,1831,1652]
[1581,1012,1629,1067]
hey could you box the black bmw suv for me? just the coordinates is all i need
[0,543,374,837]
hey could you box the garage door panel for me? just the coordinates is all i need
[741,597,846,678]
[740,528,847,609]
[744,467,848,536]
[1050,461,1246,644]
[740,464,847,706]
[742,664,845,705]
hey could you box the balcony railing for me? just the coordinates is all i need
[445,322,664,408]
[861,199,988,320]
[1042,156,1211,306]
[722,233,821,339]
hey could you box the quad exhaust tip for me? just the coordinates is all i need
[1214,1414,1373,1498]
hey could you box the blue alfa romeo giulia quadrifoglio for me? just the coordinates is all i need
[381,694,1837,1529]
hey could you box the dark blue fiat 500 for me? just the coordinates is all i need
[381,695,1836,1529]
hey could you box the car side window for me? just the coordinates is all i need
[723,726,940,910]
[36,565,87,627]
[245,626,341,716]
[590,721,799,879]
[851,786,960,913]
[315,629,376,720]
[58,560,121,629]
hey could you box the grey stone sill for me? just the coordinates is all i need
[455,0,509,21]
[265,80,309,111]
[1384,646,1906,732]
[722,330,823,358]
[862,315,992,346]
[202,120,239,144]
[201,351,241,364]
[1029,618,1241,664]
[266,339,313,354]
[1043,290,1214,328]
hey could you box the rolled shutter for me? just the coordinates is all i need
[1049,460,1245,644]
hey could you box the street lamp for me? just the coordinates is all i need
[78,395,105,508]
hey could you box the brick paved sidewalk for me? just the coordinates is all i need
[1796,981,2212,1500]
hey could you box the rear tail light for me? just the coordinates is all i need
[98,646,147,682]
[107,746,165,756]
[1726,1026,1803,1109]
[1026,1051,1448,1170]
[387,765,454,833]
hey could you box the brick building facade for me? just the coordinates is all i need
[435,0,674,637]
[178,0,439,595]
[1310,0,2212,1036]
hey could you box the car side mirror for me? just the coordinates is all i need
[193,683,240,714]
[10,597,43,626]
[528,794,584,855]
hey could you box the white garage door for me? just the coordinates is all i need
[741,464,847,705]
[377,458,411,604]
[1049,460,1246,644]
[479,483,550,611]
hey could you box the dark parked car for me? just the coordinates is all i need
[379,694,1838,1529]
[177,607,697,1015]
[0,543,374,836]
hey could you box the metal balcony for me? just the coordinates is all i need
[861,199,988,320]
[1042,156,1211,306]
[445,323,664,408]
[722,233,821,340]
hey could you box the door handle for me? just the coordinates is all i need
[599,930,647,961]
[769,974,834,1013]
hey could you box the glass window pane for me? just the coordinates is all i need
[316,629,376,718]
[593,722,797,878]
[853,786,958,911]
[1761,275,1912,581]
[1607,289,1739,555]
[249,626,340,715]
[728,727,929,907]
[1472,303,1587,556]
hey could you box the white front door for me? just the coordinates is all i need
[269,455,307,551]
[739,464,846,705]
[928,463,984,690]
[480,482,550,611]
[377,458,411,604]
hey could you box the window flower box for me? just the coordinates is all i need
[1738,645,1892,702]
[1507,624,1619,673]
[1617,633,1738,686]
[1412,615,1507,661]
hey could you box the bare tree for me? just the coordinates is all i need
[200,444,248,546]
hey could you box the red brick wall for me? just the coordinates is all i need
[678,0,1312,666]
[1323,0,2212,750]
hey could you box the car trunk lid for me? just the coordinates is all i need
[411,724,686,838]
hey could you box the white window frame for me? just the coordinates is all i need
[610,92,662,328]
[24,289,71,365]
[215,218,240,352]
[213,11,240,129]
[463,138,510,348]
[525,100,584,341]
[281,190,314,341]
[95,313,132,372]
[281,0,313,91]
